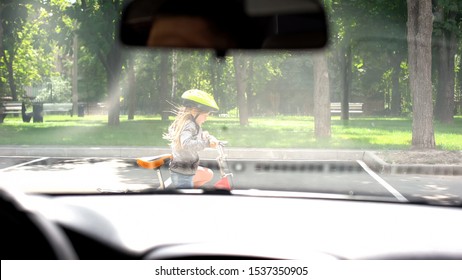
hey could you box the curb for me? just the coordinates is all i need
[362,151,462,176]
[0,146,366,160]
[0,146,460,176]
[0,146,171,159]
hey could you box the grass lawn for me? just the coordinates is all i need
[0,114,461,150]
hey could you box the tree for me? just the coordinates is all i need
[329,0,363,121]
[433,0,461,124]
[312,0,331,138]
[71,32,78,116]
[458,41,462,112]
[0,1,56,101]
[233,52,249,126]
[313,51,331,139]
[407,0,435,149]
[68,0,127,126]
[159,50,170,121]
[390,47,405,116]
[330,0,409,117]
[126,53,136,120]
[0,1,29,101]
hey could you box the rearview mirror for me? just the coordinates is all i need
[119,0,328,55]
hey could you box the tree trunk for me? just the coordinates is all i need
[72,33,79,116]
[159,51,170,121]
[171,50,177,100]
[1,47,18,101]
[407,0,435,149]
[215,58,226,110]
[233,53,249,126]
[246,59,254,116]
[435,26,456,124]
[210,56,217,98]
[107,74,121,126]
[341,45,352,122]
[0,5,16,101]
[127,56,136,120]
[390,53,402,116]
[106,45,123,126]
[313,52,331,139]
[459,46,462,114]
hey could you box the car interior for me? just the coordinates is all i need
[1,0,461,262]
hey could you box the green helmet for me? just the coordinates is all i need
[181,89,219,112]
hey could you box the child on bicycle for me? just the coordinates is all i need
[163,89,220,189]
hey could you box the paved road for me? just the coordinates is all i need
[1,156,460,206]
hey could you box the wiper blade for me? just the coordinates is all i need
[405,197,462,208]
[96,187,232,195]
[95,188,461,207]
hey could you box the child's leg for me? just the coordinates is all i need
[193,166,214,188]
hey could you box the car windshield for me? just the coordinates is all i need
[0,0,461,207]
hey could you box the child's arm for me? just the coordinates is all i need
[180,123,209,151]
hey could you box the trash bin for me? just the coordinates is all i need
[32,102,43,123]
[78,103,85,117]
[21,102,32,123]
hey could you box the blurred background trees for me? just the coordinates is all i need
[1,0,461,133]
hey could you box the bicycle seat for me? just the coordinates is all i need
[136,154,173,169]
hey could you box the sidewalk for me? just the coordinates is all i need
[0,145,460,176]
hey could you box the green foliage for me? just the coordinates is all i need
[1,0,460,122]
[433,0,462,35]
[35,75,72,103]
[1,0,74,100]
[77,46,107,102]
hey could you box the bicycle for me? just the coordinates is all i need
[136,141,233,190]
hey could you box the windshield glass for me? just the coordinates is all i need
[0,0,461,206]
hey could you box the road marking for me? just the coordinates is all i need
[0,157,49,172]
[356,160,409,202]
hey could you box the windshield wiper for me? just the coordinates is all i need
[96,187,232,195]
[405,196,462,207]
[95,187,461,207]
